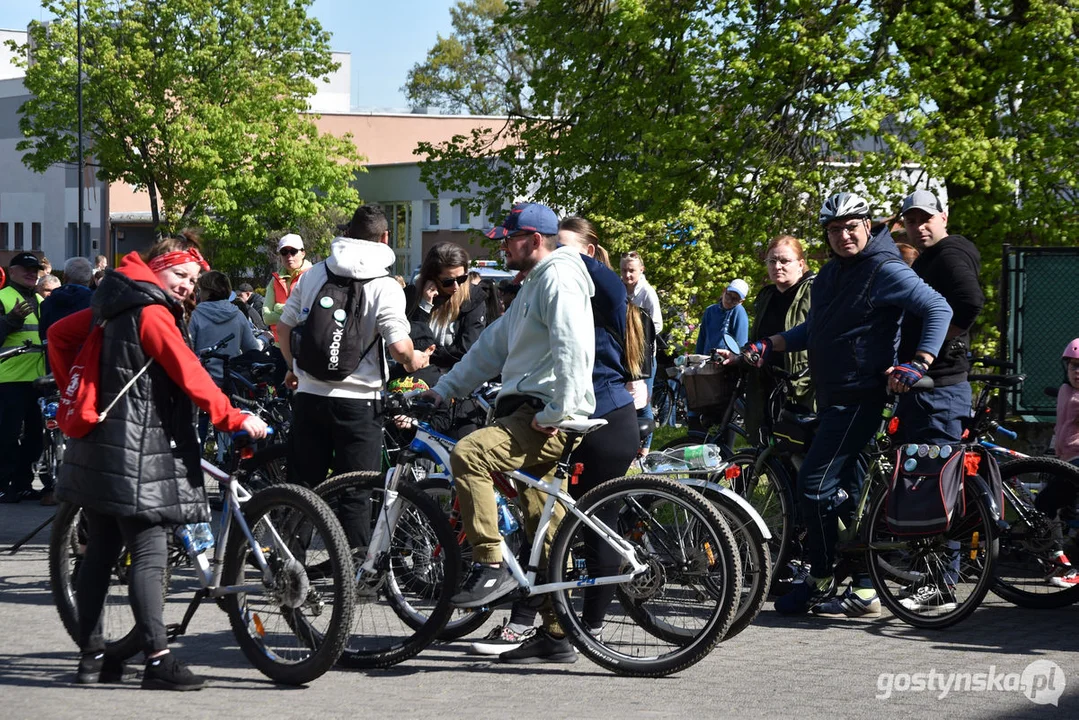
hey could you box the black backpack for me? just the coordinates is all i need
[292,268,382,382]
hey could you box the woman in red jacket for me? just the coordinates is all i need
[49,233,266,691]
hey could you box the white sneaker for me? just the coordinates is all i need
[469,621,536,656]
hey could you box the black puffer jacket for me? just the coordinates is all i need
[56,264,208,525]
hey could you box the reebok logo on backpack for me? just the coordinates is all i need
[294,268,381,382]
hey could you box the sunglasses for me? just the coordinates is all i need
[279,247,301,257]
[439,275,469,288]
[621,251,640,259]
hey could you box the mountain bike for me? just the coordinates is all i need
[317,395,742,677]
[49,431,355,685]
[963,364,1079,608]
[725,368,1000,628]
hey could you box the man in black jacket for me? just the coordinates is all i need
[895,189,985,445]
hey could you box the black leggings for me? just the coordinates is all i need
[509,402,640,629]
[76,510,169,656]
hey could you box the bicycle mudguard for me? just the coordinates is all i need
[677,477,772,540]
[963,473,1003,522]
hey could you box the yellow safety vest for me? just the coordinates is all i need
[0,285,46,382]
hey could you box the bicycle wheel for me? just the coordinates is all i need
[49,502,173,660]
[549,476,740,677]
[416,477,495,640]
[315,469,461,668]
[223,484,356,685]
[992,457,1079,608]
[694,485,771,639]
[724,451,794,577]
[865,484,998,629]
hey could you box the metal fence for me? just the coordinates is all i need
[1001,245,1079,420]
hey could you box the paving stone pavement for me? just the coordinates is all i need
[1,501,1076,719]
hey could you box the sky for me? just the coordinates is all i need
[0,0,457,111]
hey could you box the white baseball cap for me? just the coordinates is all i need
[727,279,749,300]
[277,233,304,252]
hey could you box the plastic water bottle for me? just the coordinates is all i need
[496,493,519,536]
[177,522,214,554]
[642,444,722,472]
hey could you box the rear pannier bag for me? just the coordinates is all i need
[885,447,966,536]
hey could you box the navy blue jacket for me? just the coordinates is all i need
[39,283,93,342]
[581,253,635,418]
[782,228,951,407]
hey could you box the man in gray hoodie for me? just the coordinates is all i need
[425,202,596,660]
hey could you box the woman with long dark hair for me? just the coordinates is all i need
[48,232,267,691]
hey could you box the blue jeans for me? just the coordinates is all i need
[797,402,884,574]
[895,382,971,446]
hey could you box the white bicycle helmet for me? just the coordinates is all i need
[819,192,872,226]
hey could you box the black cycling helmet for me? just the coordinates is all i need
[819,192,872,226]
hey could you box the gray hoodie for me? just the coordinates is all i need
[280,237,411,399]
[189,299,260,384]
[434,246,596,425]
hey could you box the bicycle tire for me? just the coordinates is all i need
[416,477,495,640]
[223,484,356,685]
[49,502,173,661]
[314,470,461,668]
[992,456,1079,608]
[694,486,771,639]
[866,484,998,629]
[549,476,740,677]
[724,451,794,578]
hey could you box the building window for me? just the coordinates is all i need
[0,223,7,250]
[425,200,440,229]
[455,202,471,228]
[14,223,24,250]
[31,223,42,251]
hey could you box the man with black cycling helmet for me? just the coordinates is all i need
[744,191,952,617]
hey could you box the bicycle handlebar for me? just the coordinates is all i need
[972,356,1017,371]
[0,340,44,363]
[198,333,236,359]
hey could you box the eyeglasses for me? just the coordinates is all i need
[621,251,640,259]
[279,247,301,257]
[439,275,469,288]
[825,222,865,239]
[766,256,798,266]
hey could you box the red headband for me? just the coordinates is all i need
[148,248,210,274]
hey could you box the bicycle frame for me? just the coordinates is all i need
[359,420,649,597]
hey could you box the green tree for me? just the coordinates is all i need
[418,0,1078,343]
[9,0,362,269]
[403,0,532,115]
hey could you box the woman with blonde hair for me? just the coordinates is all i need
[405,243,488,381]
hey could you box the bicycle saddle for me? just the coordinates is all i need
[32,374,56,392]
[638,419,656,441]
[554,418,608,435]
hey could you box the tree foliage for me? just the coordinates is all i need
[9,0,362,270]
[416,0,1078,345]
[403,0,532,115]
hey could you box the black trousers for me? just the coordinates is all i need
[76,510,169,656]
[288,392,382,548]
[0,382,43,495]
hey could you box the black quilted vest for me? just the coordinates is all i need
[56,269,208,525]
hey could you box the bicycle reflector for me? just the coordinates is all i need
[570,463,584,486]
[888,417,900,435]
[240,446,255,460]
[724,465,741,482]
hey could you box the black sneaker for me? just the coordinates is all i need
[499,628,577,664]
[75,652,105,685]
[141,653,206,691]
[450,563,518,609]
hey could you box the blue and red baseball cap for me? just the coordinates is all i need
[485,202,559,239]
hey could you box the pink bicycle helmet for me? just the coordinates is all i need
[1064,339,1079,360]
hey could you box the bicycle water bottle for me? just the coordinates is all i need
[176,522,214,554]
[496,493,519,536]
[642,444,722,472]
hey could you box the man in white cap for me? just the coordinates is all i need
[263,233,312,341]
[696,278,750,353]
